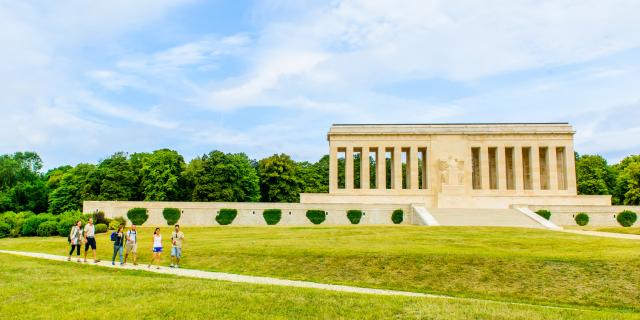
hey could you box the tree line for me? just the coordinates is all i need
[1,150,639,215]
[0,150,328,215]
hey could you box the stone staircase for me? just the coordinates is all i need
[417,208,550,229]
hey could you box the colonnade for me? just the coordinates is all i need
[329,145,429,192]
[470,144,574,192]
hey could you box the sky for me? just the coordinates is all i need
[1,0,639,170]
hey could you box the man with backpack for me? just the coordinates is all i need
[110,226,125,266]
[124,224,138,265]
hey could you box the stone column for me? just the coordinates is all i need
[497,146,507,190]
[361,147,370,190]
[409,146,419,189]
[345,146,354,190]
[480,146,490,190]
[531,145,541,190]
[514,145,523,191]
[565,144,578,193]
[548,145,558,191]
[329,145,338,192]
[376,146,386,189]
[393,147,402,189]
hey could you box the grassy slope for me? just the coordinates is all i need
[0,226,638,311]
[0,254,637,320]
[565,226,640,235]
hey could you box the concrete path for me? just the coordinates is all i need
[562,229,640,240]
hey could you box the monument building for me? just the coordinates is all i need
[300,123,610,208]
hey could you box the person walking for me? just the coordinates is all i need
[170,225,184,268]
[148,228,162,270]
[83,218,99,263]
[67,220,83,262]
[124,224,138,265]
[111,225,124,266]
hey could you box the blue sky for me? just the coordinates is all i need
[1,0,639,170]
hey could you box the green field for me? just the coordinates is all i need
[565,226,640,235]
[0,226,638,317]
[3,254,638,319]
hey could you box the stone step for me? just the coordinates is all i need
[427,208,545,228]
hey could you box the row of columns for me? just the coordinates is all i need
[473,144,573,191]
[329,145,427,192]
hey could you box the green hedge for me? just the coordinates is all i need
[56,210,84,237]
[0,221,10,238]
[263,209,282,225]
[37,221,58,237]
[347,210,363,224]
[391,209,403,224]
[21,214,56,236]
[535,209,551,220]
[95,223,108,233]
[163,208,181,225]
[127,208,149,226]
[575,213,589,226]
[216,209,237,225]
[617,210,637,227]
[306,210,326,225]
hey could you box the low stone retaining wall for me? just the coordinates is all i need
[83,201,411,226]
[526,205,640,227]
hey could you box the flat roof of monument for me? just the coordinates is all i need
[328,122,575,137]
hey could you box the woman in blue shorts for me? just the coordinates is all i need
[148,228,163,269]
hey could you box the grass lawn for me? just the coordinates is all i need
[0,254,638,320]
[0,226,638,312]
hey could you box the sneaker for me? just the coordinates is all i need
[169,264,174,268]
[120,262,124,266]
[77,259,81,263]
[156,267,160,270]
[83,259,88,263]
[112,262,115,266]
[67,257,71,262]
[133,263,138,266]
[175,265,180,269]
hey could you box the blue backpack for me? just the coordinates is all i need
[110,232,117,242]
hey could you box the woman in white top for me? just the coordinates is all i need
[67,221,83,262]
[148,228,163,269]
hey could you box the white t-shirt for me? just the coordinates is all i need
[84,224,95,237]
[153,234,162,248]
[127,230,137,244]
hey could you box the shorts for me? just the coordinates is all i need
[171,247,182,259]
[153,247,163,253]
[125,243,137,254]
[85,237,96,251]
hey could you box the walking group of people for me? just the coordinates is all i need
[67,219,185,269]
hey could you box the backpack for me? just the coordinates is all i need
[110,232,117,242]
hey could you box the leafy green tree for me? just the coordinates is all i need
[189,151,259,202]
[258,154,302,202]
[48,164,99,214]
[613,155,640,205]
[575,154,616,196]
[95,152,137,201]
[139,149,187,201]
[128,152,151,200]
[0,152,48,213]
[298,156,329,193]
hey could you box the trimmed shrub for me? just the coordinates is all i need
[306,210,326,225]
[535,209,551,220]
[263,209,282,225]
[57,218,77,237]
[347,210,363,224]
[127,208,149,226]
[162,208,181,225]
[37,221,59,237]
[575,213,589,226]
[95,223,108,233]
[216,209,237,225]
[0,221,10,238]
[1,211,17,229]
[21,215,50,236]
[617,210,637,227]
[391,209,403,224]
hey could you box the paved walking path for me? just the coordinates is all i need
[561,229,640,240]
